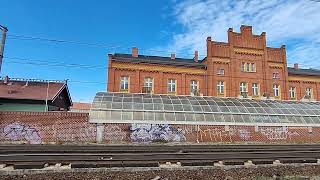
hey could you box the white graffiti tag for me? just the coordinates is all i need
[3,122,42,144]
[238,129,251,141]
[259,127,299,140]
[130,124,186,142]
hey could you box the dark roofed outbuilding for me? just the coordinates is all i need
[0,76,72,112]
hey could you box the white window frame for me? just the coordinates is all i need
[273,72,280,79]
[242,62,256,72]
[190,80,199,91]
[217,81,225,95]
[168,79,176,93]
[273,84,280,97]
[251,63,256,72]
[289,86,296,99]
[306,87,313,98]
[246,63,250,72]
[144,77,153,88]
[240,82,247,93]
[120,76,129,91]
[241,62,245,72]
[252,83,259,96]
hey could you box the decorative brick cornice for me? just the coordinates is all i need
[288,76,320,83]
[234,47,264,56]
[112,62,206,75]
[212,57,230,64]
[268,62,284,69]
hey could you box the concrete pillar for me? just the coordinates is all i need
[96,123,105,143]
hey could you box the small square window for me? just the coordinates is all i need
[217,68,225,75]
[273,72,280,79]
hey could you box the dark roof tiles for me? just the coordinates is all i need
[110,53,206,68]
[288,67,320,76]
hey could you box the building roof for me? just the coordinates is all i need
[70,102,91,110]
[288,67,320,76]
[90,92,320,126]
[109,53,206,68]
[0,77,71,103]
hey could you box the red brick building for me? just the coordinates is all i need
[107,25,320,101]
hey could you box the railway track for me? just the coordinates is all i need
[1,144,320,170]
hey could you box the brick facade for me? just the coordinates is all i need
[107,25,320,101]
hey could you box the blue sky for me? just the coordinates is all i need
[1,0,320,102]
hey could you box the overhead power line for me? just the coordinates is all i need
[7,33,206,58]
[3,55,320,72]
[3,56,107,69]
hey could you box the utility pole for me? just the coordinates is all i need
[0,25,8,74]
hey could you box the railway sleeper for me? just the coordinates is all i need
[279,158,318,164]
[71,161,159,169]
[13,162,46,169]
[251,159,274,165]
[180,160,216,166]
[223,160,245,165]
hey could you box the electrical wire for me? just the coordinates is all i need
[7,33,206,58]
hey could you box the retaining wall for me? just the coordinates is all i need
[1,111,320,144]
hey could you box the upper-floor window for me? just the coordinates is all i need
[306,87,313,98]
[144,77,153,88]
[168,79,176,93]
[241,62,256,72]
[217,68,225,75]
[190,80,199,95]
[273,84,280,97]
[120,76,129,91]
[217,81,225,95]
[143,77,153,93]
[252,83,260,96]
[240,82,247,93]
[273,72,280,79]
[289,87,296,99]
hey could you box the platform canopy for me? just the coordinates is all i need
[89,92,320,126]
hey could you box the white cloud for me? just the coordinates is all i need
[161,0,320,67]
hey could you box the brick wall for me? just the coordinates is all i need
[1,111,320,144]
[0,111,96,144]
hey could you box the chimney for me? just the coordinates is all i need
[3,75,9,84]
[194,50,198,62]
[132,47,138,58]
[171,53,176,60]
[294,63,299,69]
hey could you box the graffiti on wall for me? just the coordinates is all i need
[184,126,252,143]
[259,126,299,140]
[3,122,42,144]
[130,124,186,142]
[197,127,232,142]
[105,125,127,142]
[238,129,252,141]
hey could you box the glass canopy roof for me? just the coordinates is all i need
[89,92,320,125]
